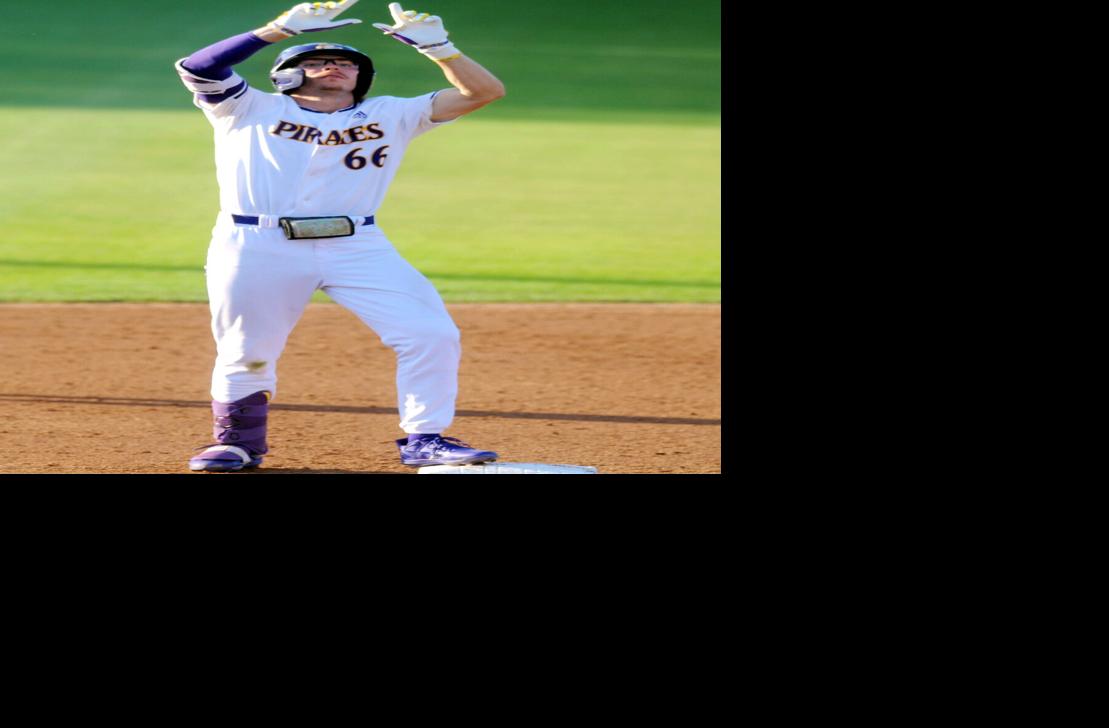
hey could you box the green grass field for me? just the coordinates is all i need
[0,0,719,302]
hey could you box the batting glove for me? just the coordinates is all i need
[372,2,461,61]
[268,0,363,36]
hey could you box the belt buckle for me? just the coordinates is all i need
[278,216,356,240]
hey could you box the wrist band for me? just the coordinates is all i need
[418,40,461,61]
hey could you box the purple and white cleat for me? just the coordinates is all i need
[189,391,270,472]
[188,445,264,472]
[396,435,498,468]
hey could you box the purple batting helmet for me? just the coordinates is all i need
[270,42,376,101]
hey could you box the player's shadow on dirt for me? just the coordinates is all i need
[0,393,720,426]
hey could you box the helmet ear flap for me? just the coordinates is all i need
[271,67,305,93]
[354,63,375,101]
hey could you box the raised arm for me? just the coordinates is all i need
[372,3,505,122]
[180,1,363,79]
[177,1,364,104]
[426,56,507,122]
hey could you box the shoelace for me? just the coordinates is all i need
[207,401,263,446]
[215,414,240,443]
[215,401,261,443]
[412,436,473,452]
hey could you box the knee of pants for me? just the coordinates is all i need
[215,354,278,379]
[390,319,461,353]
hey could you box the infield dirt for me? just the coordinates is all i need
[0,303,720,475]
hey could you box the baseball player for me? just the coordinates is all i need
[175,1,505,472]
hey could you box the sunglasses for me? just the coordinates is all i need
[299,59,359,69]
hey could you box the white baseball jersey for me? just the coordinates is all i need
[176,60,454,218]
[176,61,464,436]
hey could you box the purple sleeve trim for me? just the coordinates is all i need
[181,31,271,81]
[198,81,249,105]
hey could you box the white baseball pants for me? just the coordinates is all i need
[204,219,460,434]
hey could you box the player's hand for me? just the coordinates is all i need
[269,0,363,36]
[372,2,460,61]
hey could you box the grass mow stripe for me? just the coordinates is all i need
[0,258,718,289]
